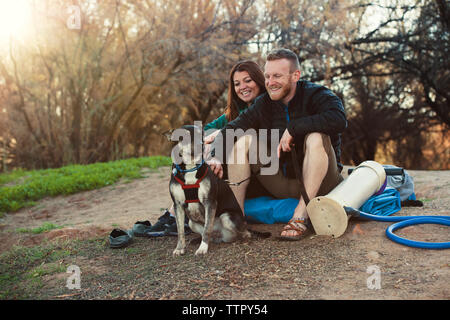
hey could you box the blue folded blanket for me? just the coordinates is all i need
[244,196,297,224]
[244,187,403,224]
[359,187,401,216]
[244,186,402,224]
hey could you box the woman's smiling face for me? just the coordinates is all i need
[233,70,261,105]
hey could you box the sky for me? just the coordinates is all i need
[0,0,418,61]
[0,0,393,44]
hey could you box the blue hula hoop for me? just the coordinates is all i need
[345,207,450,249]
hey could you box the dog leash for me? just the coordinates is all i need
[291,148,310,205]
[223,168,261,186]
[223,149,309,203]
[224,176,252,187]
[223,164,273,186]
[282,104,310,205]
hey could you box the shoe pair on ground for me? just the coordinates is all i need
[140,210,191,237]
[109,210,191,248]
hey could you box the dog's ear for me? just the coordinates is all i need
[162,129,174,142]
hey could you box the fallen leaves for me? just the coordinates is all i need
[352,224,365,235]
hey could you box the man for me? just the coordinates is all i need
[206,48,347,240]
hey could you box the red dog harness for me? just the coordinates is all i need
[173,166,209,203]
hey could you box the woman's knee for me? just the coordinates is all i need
[235,134,254,151]
[230,134,255,164]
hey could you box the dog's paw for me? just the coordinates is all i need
[172,248,185,256]
[195,242,208,255]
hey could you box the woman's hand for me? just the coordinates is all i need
[207,157,223,178]
[204,130,220,162]
[204,130,220,144]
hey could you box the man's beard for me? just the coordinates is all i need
[267,84,291,102]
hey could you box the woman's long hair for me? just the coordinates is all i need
[225,60,266,122]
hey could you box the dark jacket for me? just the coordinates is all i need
[219,80,347,176]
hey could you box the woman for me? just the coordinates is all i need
[204,60,266,132]
[146,60,266,236]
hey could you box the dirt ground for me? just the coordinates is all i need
[0,166,449,300]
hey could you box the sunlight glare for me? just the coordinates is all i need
[0,0,33,42]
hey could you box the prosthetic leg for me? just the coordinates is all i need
[306,161,386,238]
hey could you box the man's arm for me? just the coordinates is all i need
[287,89,347,144]
[220,95,266,133]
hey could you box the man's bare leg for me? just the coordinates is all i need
[281,133,328,237]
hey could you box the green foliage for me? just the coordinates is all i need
[0,169,27,186]
[0,156,171,213]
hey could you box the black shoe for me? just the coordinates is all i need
[144,210,175,237]
[131,220,152,237]
[109,229,133,248]
[164,219,192,236]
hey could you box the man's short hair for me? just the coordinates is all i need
[266,48,300,72]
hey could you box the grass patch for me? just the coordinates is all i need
[0,238,106,299]
[0,156,171,213]
[0,242,74,298]
[0,169,28,186]
[16,222,64,234]
[28,262,66,279]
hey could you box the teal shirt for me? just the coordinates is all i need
[203,108,246,131]
[204,114,227,131]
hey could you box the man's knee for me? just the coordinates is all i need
[304,132,327,154]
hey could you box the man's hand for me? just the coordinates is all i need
[207,157,223,178]
[277,129,295,158]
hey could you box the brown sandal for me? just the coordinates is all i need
[279,219,309,241]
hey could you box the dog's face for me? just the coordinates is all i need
[165,125,203,165]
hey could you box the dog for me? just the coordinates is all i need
[166,125,270,256]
